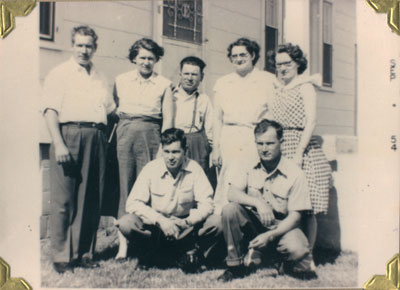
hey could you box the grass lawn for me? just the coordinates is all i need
[41,222,358,288]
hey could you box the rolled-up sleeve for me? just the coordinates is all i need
[100,77,116,115]
[42,70,63,115]
[186,165,214,225]
[287,172,312,212]
[126,165,164,225]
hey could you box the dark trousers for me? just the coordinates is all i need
[117,214,225,265]
[186,130,210,173]
[221,203,311,271]
[50,125,106,263]
[116,119,160,218]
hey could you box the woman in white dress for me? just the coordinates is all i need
[212,38,275,214]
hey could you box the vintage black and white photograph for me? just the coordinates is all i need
[36,0,360,288]
[0,0,393,289]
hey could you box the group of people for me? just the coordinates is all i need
[42,25,332,282]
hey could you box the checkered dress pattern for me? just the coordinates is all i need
[271,81,332,214]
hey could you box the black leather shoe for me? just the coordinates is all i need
[288,269,318,280]
[178,248,202,273]
[217,266,248,282]
[53,262,74,274]
[76,257,100,269]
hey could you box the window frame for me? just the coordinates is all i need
[162,0,203,45]
[39,2,55,41]
[264,0,285,73]
[310,0,334,89]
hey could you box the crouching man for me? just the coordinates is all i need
[217,119,316,282]
[116,128,223,271]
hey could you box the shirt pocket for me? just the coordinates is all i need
[247,173,264,199]
[178,187,194,206]
[150,191,167,210]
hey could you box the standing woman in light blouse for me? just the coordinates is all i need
[270,43,332,264]
[114,38,173,259]
[212,38,275,214]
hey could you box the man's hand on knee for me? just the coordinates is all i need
[157,216,180,239]
[249,232,274,249]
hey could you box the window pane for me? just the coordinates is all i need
[39,2,54,41]
[309,0,321,75]
[265,26,277,73]
[323,43,332,86]
[266,0,277,28]
[163,0,202,44]
[323,1,332,44]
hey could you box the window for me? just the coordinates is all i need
[39,2,55,41]
[322,1,333,87]
[163,0,203,44]
[265,0,284,74]
[310,0,333,87]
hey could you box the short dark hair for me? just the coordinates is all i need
[161,128,187,149]
[128,38,164,63]
[227,38,260,65]
[272,43,308,75]
[71,25,98,49]
[254,119,283,140]
[180,56,206,73]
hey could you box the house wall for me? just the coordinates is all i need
[283,0,357,136]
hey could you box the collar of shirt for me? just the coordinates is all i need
[278,74,320,90]
[132,69,159,85]
[158,157,194,179]
[67,57,95,75]
[173,85,200,100]
[253,156,290,179]
[229,67,262,82]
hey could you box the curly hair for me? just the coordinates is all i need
[272,43,308,75]
[71,25,98,49]
[227,38,260,65]
[128,38,164,63]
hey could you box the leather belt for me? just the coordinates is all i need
[61,122,106,131]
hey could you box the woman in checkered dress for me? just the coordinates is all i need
[270,43,332,254]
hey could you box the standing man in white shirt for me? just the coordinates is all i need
[171,56,213,176]
[42,25,116,274]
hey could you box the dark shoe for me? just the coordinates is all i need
[136,255,156,270]
[282,263,318,280]
[53,262,74,274]
[115,257,129,263]
[244,248,262,273]
[289,269,318,280]
[178,248,202,273]
[76,257,100,269]
[217,266,248,282]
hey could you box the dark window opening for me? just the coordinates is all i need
[39,2,55,41]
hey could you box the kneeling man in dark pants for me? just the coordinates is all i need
[116,128,223,271]
[218,119,315,282]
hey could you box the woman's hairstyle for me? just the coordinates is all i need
[71,25,98,49]
[227,38,260,65]
[128,38,164,63]
[273,43,308,75]
[254,119,283,140]
[161,128,187,149]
